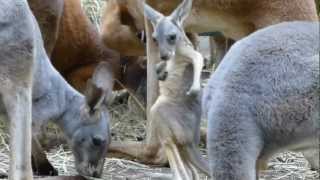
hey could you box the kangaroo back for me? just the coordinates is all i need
[204,21,319,180]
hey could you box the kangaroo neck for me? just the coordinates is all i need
[31,40,84,138]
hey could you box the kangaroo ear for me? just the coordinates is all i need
[170,0,193,26]
[91,62,114,104]
[144,3,163,28]
[85,79,105,114]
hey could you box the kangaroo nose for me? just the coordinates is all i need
[160,54,170,61]
[92,171,100,178]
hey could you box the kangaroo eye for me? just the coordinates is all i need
[168,34,176,41]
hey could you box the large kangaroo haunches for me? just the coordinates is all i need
[203,21,319,179]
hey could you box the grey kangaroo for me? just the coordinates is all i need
[0,0,111,179]
[109,4,207,178]
[0,1,35,179]
[203,21,319,179]
[144,0,208,179]
[146,0,203,95]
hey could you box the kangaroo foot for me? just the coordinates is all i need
[32,156,58,176]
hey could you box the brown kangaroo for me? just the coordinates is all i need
[29,0,146,94]
[101,0,318,56]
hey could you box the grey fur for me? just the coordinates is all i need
[203,21,319,179]
[144,0,208,179]
[144,3,163,27]
[0,1,35,179]
[0,0,110,178]
[144,0,193,61]
[150,58,209,180]
[144,0,203,95]
[170,0,193,26]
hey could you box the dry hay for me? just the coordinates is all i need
[0,101,319,180]
[108,90,146,142]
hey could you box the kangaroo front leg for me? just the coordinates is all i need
[32,137,58,176]
[180,45,204,95]
[188,51,203,95]
[3,88,33,180]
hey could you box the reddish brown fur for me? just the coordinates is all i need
[101,0,318,56]
[28,0,64,55]
[101,0,145,56]
[30,0,146,92]
[50,0,120,91]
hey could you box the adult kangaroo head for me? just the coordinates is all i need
[144,0,192,61]
[66,79,110,177]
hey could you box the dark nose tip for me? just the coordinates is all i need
[92,135,105,146]
[92,171,100,178]
[160,55,169,61]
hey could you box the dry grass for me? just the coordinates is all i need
[0,102,319,180]
[108,92,146,142]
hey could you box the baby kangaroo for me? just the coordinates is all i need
[203,21,319,179]
[108,1,206,177]
[144,0,208,179]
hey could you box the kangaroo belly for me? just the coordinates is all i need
[151,95,201,145]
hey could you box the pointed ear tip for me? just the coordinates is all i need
[143,3,151,13]
[143,3,148,9]
[143,3,150,7]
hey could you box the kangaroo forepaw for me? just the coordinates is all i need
[156,61,168,81]
[32,159,58,176]
[158,71,168,81]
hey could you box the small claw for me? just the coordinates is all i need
[156,61,166,72]
[156,61,168,81]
